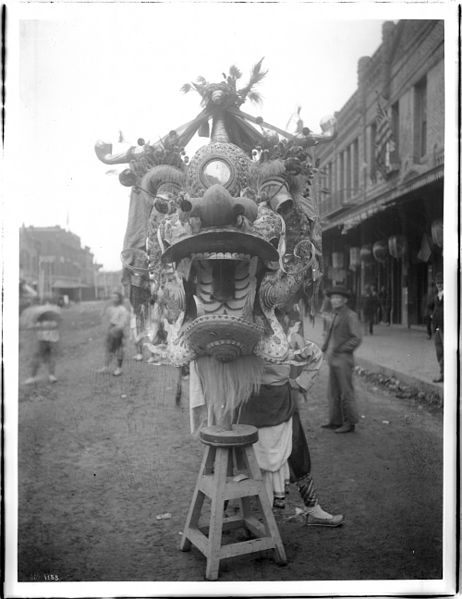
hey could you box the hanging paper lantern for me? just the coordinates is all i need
[372,240,388,263]
[349,247,361,270]
[431,219,443,248]
[332,252,344,269]
[360,245,373,263]
[388,235,408,259]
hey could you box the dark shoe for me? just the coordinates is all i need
[273,497,286,509]
[321,423,341,429]
[306,513,344,527]
[334,423,355,434]
[433,376,443,383]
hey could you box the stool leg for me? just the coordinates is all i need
[205,447,229,580]
[180,446,213,552]
[244,446,287,565]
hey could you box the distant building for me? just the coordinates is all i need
[19,225,102,301]
[95,270,124,299]
[314,20,444,326]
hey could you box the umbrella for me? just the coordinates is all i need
[20,304,61,329]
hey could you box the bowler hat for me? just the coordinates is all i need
[326,286,351,299]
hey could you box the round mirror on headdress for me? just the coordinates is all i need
[187,142,251,196]
[202,159,232,187]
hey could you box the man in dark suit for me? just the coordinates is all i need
[321,286,363,433]
[428,272,444,383]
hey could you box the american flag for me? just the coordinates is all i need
[375,96,395,179]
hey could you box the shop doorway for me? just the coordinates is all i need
[389,257,402,325]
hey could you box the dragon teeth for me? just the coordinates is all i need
[191,252,252,261]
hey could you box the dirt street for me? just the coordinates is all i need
[16,302,443,582]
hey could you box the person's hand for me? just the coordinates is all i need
[298,346,314,360]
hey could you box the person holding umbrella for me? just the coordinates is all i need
[23,301,62,384]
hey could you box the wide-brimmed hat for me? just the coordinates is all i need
[325,286,351,299]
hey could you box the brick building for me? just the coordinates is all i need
[314,20,444,326]
[19,225,101,301]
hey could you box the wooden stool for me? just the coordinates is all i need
[179,424,287,580]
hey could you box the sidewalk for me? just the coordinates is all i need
[302,315,443,398]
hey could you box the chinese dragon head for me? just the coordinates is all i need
[95,60,336,390]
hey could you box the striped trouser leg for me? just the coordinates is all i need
[296,473,318,508]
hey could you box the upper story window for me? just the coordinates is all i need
[345,146,351,201]
[369,123,377,182]
[352,138,359,194]
[414,77,427,160]
[391,101,400,163]
[339,151,345,203]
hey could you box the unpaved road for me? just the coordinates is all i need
[16,302,443,582]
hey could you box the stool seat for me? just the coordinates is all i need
[200,424,258,447]
[180,425,287,580]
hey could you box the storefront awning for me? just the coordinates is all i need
[323,163,443,233]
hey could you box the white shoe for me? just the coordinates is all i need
[133,354,143,361]
[113,368,122,376]
[49,375,58,383]
[24,377,38,385]
[304,504,344,527]
[305,513,344,527]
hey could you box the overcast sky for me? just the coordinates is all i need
[11,2,450,270]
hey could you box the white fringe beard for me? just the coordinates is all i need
[195,355,264,422]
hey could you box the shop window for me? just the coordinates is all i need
[414,77,427,160]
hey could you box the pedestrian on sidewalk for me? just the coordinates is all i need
[24,302,61,384]
[320,293,333,333]
[422,285,436,340]
[321,286,362,433]
[378,286,390,326]
[427,273,444,383]
[362,285,380,335]
[98,291,130,376]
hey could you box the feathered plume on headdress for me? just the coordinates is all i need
[180,58,267,108]
[236,58,267,106]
